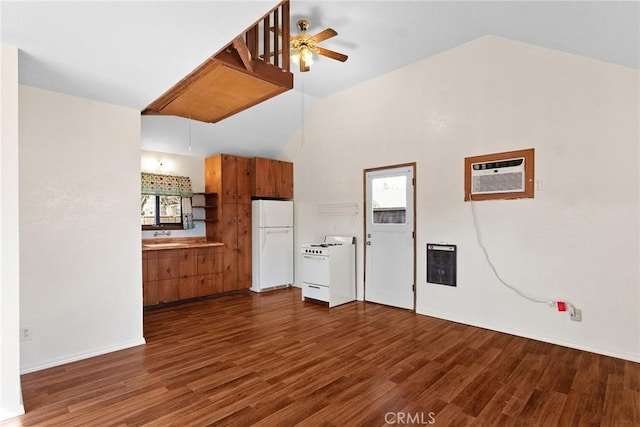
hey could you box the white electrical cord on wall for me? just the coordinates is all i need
[469,196,575,311]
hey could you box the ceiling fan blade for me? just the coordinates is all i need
[316,47,348,62]
[300,60,310,72]
[311,28,337,43]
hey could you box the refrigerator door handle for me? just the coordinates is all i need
[262,228,266,251]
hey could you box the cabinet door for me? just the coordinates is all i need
[196,274,214,297]
[179,276,197,300]
[235,156,252,204]
[142,252,148,283]
[223,248,238,292]
[179,249,197,278]
[236,202,252,289]
[277,160,294,199]
[213,272,224,294]
[221,154,238,204]
[143,281,159,306]
[158,279,179,303]
[222,205,238,251]
[213,251,223,272]
[197,248,215,275]
[147,251,159,281]
[252,157,275,198]
[158,251,180,280]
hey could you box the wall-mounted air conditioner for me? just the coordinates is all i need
[471,157,525,195]
[464,148,535,201]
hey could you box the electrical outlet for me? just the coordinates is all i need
[21,327,32,341]
[570,308,582,322]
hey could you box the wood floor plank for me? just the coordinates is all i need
[3,287,639,426]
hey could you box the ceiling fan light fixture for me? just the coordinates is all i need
[291,45,315,66]
[290,19,347,72]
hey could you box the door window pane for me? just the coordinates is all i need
[372,176,406,224]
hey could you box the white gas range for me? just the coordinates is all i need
[301,235,356,307]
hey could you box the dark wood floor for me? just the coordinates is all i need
[3,287,639,426]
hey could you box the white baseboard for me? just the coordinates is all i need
[20,337,146,374]
[0,405,25,423]
[418,309,640,363]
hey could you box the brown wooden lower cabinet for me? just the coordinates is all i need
[143,245,224,307]
[158,279,180,303]
[179,276,197,300]
[195,272,223,297]
[144,281,159,306]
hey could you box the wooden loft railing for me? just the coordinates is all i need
[142,0,293,124]
[247,0,290,72]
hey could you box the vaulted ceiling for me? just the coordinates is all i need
[2,1,638,158]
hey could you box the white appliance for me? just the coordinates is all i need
[301,235,356,307]
[251,200,294,292]
[471,157,525,195]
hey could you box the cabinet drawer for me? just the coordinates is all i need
[143,281,158,306]
[303,283,330,302]
[158,279,179,303]
[179,253,197,278]
[196,274,214,297]
[158,256,180,280]
[179,276,197,300]
[197,253,223,275]
[146,251,159,282]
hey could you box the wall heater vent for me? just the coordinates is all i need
[427,244,456,286]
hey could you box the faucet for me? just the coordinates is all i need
[153,230,172,237]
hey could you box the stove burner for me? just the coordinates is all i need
[310,243,343,248]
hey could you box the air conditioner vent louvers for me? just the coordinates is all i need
[471,157,525,195]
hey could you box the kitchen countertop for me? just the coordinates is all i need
[142,237,224,251]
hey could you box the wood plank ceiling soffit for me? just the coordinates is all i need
[142,1,292,124]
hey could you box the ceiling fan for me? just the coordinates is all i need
[290,19,348,72]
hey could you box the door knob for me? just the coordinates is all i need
[366,241,372,246]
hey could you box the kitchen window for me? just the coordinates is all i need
[141,195,183,229]
[141,172,194,230]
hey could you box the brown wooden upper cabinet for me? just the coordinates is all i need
[252,157,294,199]
[206,154,252,205]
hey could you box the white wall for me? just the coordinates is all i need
[283,36,640,362]
[19,86,145,373]
[140,150,206,239]
[0,45,25,422]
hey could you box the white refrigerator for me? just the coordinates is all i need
[251,200,294,292]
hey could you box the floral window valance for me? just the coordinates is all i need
[141,172,193,197]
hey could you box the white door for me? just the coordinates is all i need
[364,165,415,309]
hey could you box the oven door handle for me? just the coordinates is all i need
[303,255,326,259]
